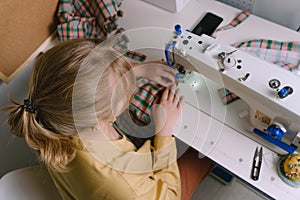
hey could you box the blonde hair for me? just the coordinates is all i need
[2,39,135,172]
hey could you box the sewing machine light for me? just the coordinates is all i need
[184,72,202,91]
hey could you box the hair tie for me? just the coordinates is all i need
[23,99,38,114]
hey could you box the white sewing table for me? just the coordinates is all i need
[119,0,300,199]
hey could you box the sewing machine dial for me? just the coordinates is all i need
[217,51,243,71]
[222,56,236,69]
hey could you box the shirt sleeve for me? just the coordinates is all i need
[49,136,181,200]
[120,136,181,200]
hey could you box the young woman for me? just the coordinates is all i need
[2,39,214,200]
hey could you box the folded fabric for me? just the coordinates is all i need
[57,0,123,40]
[57,0,146,61]
[234,39,300,72]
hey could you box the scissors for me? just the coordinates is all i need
[251,146,263,181]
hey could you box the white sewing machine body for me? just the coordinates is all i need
[167,27,300,154]
[123,26,300,155]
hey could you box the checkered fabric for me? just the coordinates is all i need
[129,78,165,126]
[213,11,250,37]
[57,0,146,61]
[57,0,123,40]
[116,78,165,148]
[235,39,300,71]
[218,88,240,105]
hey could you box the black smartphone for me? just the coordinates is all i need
[192,12,223,36]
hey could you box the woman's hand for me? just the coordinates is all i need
[152,87,184,136]
[133,61,177,88]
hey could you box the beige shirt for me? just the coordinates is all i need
[48,135,181,200]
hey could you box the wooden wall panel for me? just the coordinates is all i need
[0,0,59,83]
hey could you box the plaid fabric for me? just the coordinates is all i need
[129,78,165,126]
[218,11,250,30]
[235,39,300,71]
[235,39,300,52]
[116,78,165,148]
[57,0,146,61]
[113,34,147,62]
[218,88,240,105]
[213,11,250,37]
[57,0,123,40]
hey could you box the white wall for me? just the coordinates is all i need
[0,60,39,177]
[252,0,300,30]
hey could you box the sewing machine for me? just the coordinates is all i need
[164,25,300,155]
[122,26,300,155]
[119,0,300,196]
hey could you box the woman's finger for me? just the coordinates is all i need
[173,88,181,103]
[177,96,185,109]
[160,88,170,102]
[167,88,174,101]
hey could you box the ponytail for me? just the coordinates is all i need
[2,98,76,172]
[1,38,134,172]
